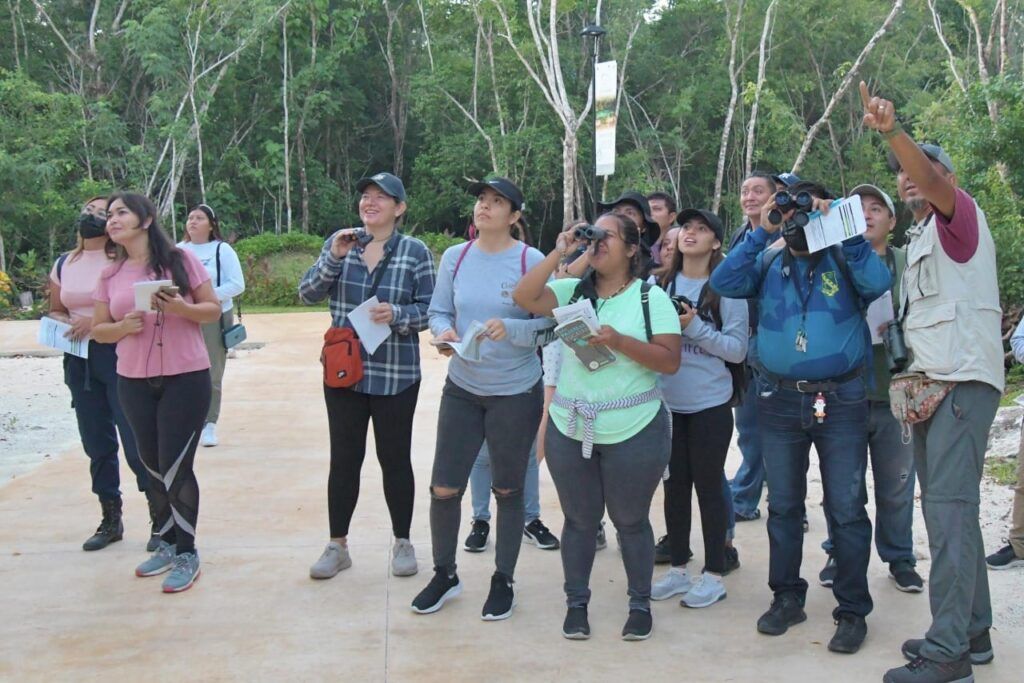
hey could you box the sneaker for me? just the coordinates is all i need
[463,519,490,553]
[162,552,201,593]
[562,606,591,640]
[890,561,925,593]
[523,519,560,550]
[654,535,671,564]
[757,593,807,635]
[411,568,462,614]
[802,513,810,533]
[828,613,867,654]
[819,556,837,587]
[135,540,176,577]
[682,573,727,608]
[985,543,1024,570]
[621,608,653,641]
[391,538,418,577]
[651,566,693,601]
[902,630,994,666]
[734,509,761,522]
[723,545,741,575]
[200,422,218,447]
[596,521,607,550]
[481,572,516,621]
[309,541,351,579]
[883,654,973,683]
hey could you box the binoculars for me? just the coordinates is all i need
[768,190,814,227]
[883,320,909,372]
[669,296,696,315]
[573,224,607,242]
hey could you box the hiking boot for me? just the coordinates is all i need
[145,494,161,552]
[135,540,176,577]
[654,535,671,564]
[391,538,418,577]
[621,608,653,641]
[890,561,925,593]
[757,593,807,635]
[596,521,607,550]
[723,545,741,575]
[562,606,591,640]
[200,422,218,447]
[819,555,837,587]
[985,543,1024,570]
[309,541,351,579]
[463,519,489,553]
[83,497,124,551]
[883,654,973,683]
[682,573,727,609]
[828,613,867,654]
[734,509,761,522]
[523,519,559,550]
[902,630,993,666]
[162,551,201,593]
[481,572,515,621]
[651,566,693,601]
[411,568,462,614]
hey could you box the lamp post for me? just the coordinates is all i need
[580,22,606,221]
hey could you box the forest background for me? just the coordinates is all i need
[0,0,1022,330]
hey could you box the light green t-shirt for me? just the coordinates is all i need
[547,278,682,445]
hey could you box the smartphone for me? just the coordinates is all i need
[158,285,180,296]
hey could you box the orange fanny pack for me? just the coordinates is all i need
[321,327,363,388]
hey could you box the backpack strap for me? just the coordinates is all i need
[451,239,475,280]
[828,244,867,316]
[520,243,528,275]
[55,253,69,283]
[640,281,652,341]
[758,246,784,282]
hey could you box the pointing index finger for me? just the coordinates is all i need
[859,81,871,109]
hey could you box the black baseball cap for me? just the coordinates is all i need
[468,177,524,211]
[356,172,407,202]
[597,191,661,243]
[887,143,955,174]
[772,172,801,188]
[676,208,724,242]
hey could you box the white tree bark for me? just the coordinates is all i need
[744,0,777,177]
[281,12,292,233]
[712,0,745,214]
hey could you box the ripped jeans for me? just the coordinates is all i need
[823,400,916,566]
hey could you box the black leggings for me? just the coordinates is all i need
[324,381,420,539]
[118,370,211,554]
[664,403,734,573]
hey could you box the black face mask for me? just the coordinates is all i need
[77,213,107,239]
[781,220,809,253]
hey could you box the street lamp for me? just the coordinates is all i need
[580,22,606,221]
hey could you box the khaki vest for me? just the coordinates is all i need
[899,200,1004,391]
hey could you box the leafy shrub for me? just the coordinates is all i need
[413,231,465,258]
[234,233,324,306]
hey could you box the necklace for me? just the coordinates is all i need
[599,277,634,300]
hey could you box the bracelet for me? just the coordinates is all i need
[881,122,903,140]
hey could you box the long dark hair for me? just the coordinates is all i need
[105,192,193,295]
[182,203,223,242]
[655,216,725,325]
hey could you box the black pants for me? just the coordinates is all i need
[118,370,211,554]
[664,403,734,573]
[324,381,420,539]
[64,342,148,501]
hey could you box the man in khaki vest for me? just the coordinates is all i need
[861,83,1004,683]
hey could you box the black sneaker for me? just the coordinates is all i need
[734,509,761,522]
[621,608,653,641]
[654,535,671,564]
[828,613,867,654]
[723,545,741,575]
[463,519,489,553]
[523,519,560,550]
[819,556,837,587]
[902,629,994,666]
[411,568,462,614]
[889,561,925,593]
[883,654,973,683]
[481,572,515,621]
[986,543,1024,570]
[596,521,607,550]
[756,593,807,635]
[562,606,591,640]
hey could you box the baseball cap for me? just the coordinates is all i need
[772,172,801,188]
[887,143,955,174]
[356,172,407,202]
[597,191,661,243]
[850,184,896,217]
[467,176,524,211]
[676,208,724,242]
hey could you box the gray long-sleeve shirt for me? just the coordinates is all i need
[1012,317,1024,364]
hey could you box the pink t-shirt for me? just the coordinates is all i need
[49,249,114,321]
[93,250,212,379]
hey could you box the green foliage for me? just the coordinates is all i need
[234,233,326,261]
[233,233,324,306]
[414,231,465,257]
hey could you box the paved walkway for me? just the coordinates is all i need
[0,313,1019,682]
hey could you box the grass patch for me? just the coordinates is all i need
[1002,364,1024,406]
[985,456,1019,486]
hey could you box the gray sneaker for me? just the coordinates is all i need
[392,538,418,577]
[135,541,176,577]
[310,541,351,579]
[162,552,201,593]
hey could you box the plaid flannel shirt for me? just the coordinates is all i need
[299,230,435,395]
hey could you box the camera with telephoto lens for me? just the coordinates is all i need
[573,224,607,242]
[669,295,696,315]
[882,319,909,373]
[768,190,814,228]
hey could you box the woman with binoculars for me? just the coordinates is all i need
[514,212,682,642]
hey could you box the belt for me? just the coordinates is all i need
[552,387,662,459]
[773,368,864,394]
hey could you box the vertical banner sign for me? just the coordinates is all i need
[595,60,617,177]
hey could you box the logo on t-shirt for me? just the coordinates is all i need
[820,271,839,298]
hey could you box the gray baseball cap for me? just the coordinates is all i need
[887,143,954,174]
[850,184,896,217]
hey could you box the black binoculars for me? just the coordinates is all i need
[768,190,814,227]
[883,320,909,373]
[573,224,607,242]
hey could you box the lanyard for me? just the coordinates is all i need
[783,250,823,352]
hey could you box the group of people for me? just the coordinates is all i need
[47,83,1020,683]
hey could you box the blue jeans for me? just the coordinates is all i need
[470,441,541,524]
[730,372,765,517]
[758,375,873,619]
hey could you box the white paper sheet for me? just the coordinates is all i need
[38,316,89,358]
[552,299,601,332]
[866,291,895,345]
[347,296,392,355]
[429,320,486,362]
[133,279,173,312]
[803,197,867,253]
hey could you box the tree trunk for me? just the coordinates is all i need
[712,0,745,214]
[745,0,777,176]
[562,129,580,223]
[281,14,293,233]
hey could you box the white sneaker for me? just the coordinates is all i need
[200,423,218,447]
[651,566,693,601]
[682,573,727,608]
[392,538,418,577]
[309,541,351,579]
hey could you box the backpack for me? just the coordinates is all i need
[55,253,69,282]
